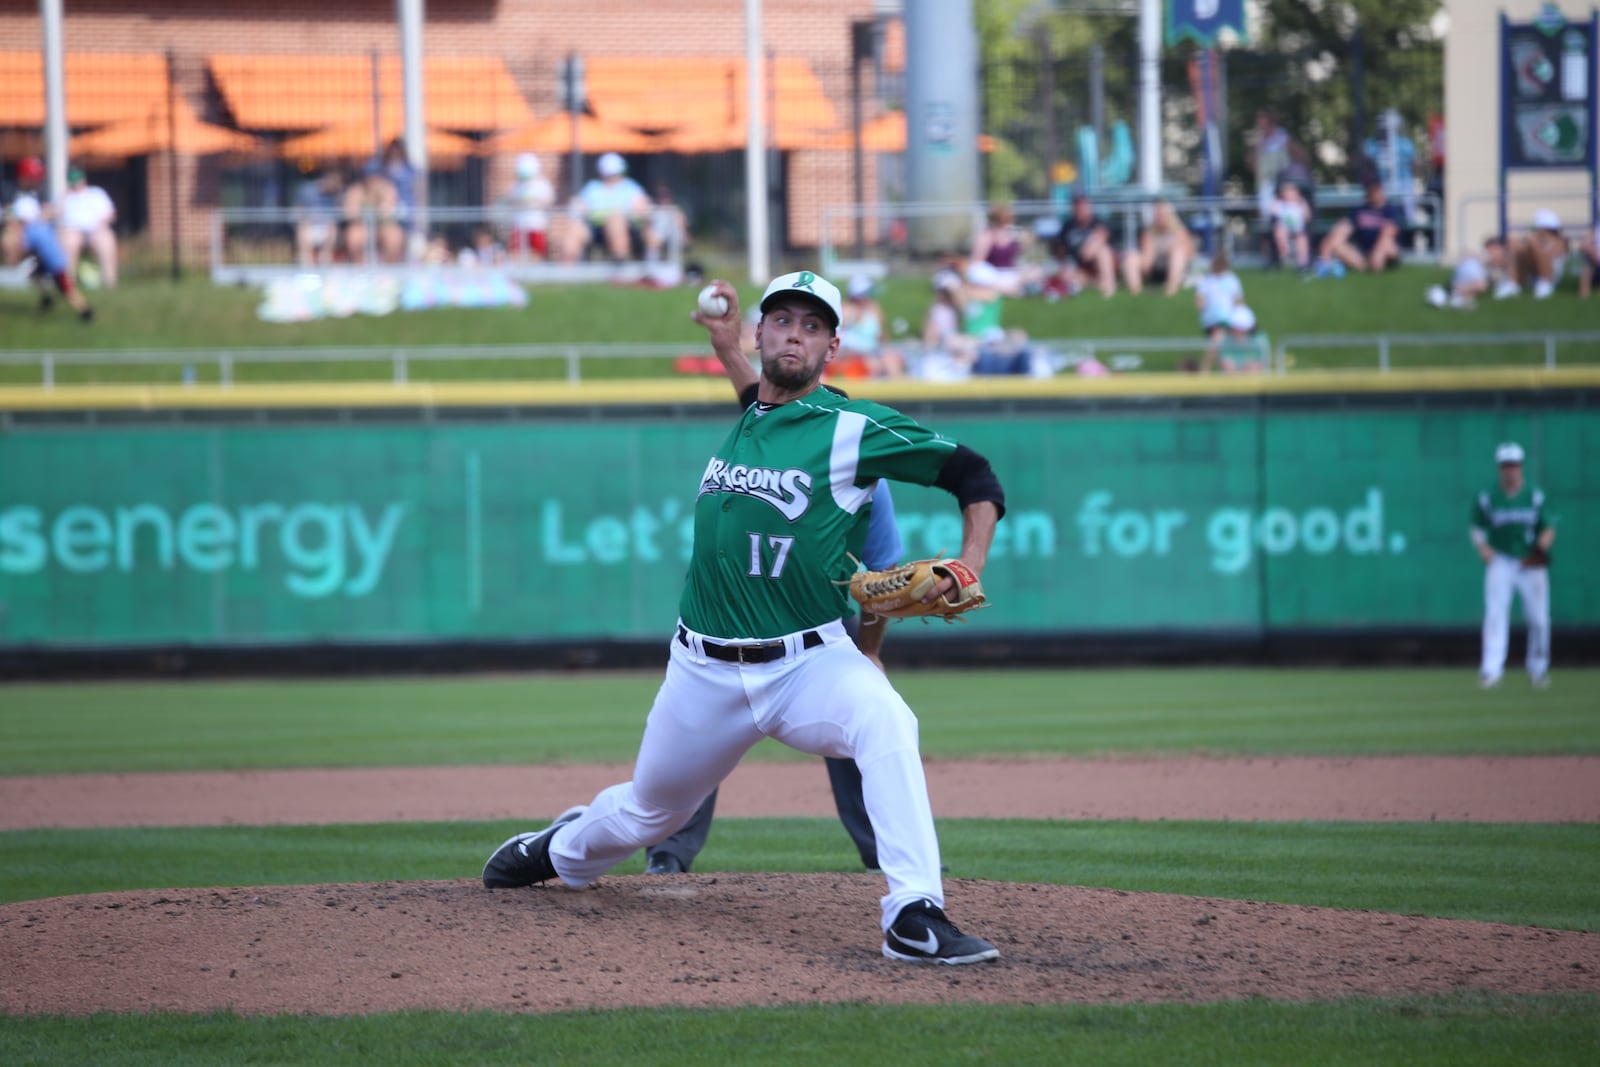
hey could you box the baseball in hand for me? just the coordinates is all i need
[696,284,730,319]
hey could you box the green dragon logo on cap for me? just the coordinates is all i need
[793,271,816,290]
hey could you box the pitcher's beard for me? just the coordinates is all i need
[762,354,822,393]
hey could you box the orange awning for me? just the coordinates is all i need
[280,123,476,162]
[71,96,259,159]
[823,111,997,154]
[210,55,533,132]
[583,56,838,140]
[0,52,169,127]
[486,112,664,155]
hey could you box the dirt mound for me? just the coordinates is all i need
[4,875,1597,1015]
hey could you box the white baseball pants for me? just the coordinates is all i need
[547,618,946,930]
[1481,553,1551,681]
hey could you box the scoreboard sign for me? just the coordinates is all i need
[1503,11,1595,168]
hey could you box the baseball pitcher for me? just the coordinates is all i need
[483,270,1007,965]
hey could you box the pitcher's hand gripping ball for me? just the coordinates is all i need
[696,284,730,318]
[849,558,987,622]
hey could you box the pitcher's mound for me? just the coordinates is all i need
[3,874,1596,1015]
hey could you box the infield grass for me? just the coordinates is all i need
[3,995,1598,1067]
[3,667,1597,775]
[3,267,1598,383]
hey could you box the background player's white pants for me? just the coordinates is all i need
[1481,553,1551,680]
[548,618,945,930]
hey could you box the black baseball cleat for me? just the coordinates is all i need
[482,806,586,888]
[882,898,999,965]
[645,851,687,874]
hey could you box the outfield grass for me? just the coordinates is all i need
[3,996,1597,1067]
[3,668,1595,775]
[3,266,1597,384]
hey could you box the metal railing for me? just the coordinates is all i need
[209,205,687,287]
[1455,189,1599,254]
[1272,330,1600,374]
[0,334,1272,388]
[5,330,1594,389]
[0,343,698,388]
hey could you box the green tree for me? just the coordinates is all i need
[973,0,1445,199]
[1243,0,1444,183]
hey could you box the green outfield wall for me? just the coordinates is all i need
[1,406,1594,646]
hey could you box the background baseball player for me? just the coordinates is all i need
[5,194,94,323]
[643,355,902,876]
[1472,441,1557,688]
[483,269,1006,964]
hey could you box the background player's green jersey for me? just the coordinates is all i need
[680,390,957,639]
[1471,484,1556,557]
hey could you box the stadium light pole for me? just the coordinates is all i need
[397,0,428,248]
[40,0,67,207]
[745,0,769,284]
[1138,0,1161,192]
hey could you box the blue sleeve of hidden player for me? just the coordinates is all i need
[861,481,903,571]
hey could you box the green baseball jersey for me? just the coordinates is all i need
[1471,484,1556,556]
[680,389,957,639]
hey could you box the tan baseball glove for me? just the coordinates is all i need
[848,557,987,622]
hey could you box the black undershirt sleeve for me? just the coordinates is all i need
[935,444,1006,520]
[738,383,759,408]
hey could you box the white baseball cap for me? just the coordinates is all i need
[9,194,41,223]
[597,152,625,177]
[515,153,541,179]
[1495,441,1525,465]
[759,270,843,329]
[1229,305,1257,333]
[846,274,874,299]
[1533,210,1561,231]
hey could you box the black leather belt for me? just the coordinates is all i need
[678,625,823,664]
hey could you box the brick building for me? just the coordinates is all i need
[0,0,906,261]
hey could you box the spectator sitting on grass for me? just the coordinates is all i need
[1579,222,1600,299]
[831,274,905,380]
[1195,249,1243,374]
[1495,211,1569,300]
[1121,198,1194,297]
[1316,180,1404,274]
[1219,305,1267,374]
[1048,192,1117,297]
[1427,237,1504,311]
[970,202,1043,296]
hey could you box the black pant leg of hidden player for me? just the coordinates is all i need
[648,788,717,871]
[825,756,880,869]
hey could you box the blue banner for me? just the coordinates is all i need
[1167,0,1247,48]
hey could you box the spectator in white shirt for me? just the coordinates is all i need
[1195,249,1244,374]
[57,166,117,288]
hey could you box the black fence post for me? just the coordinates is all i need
[167,49,180,282]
